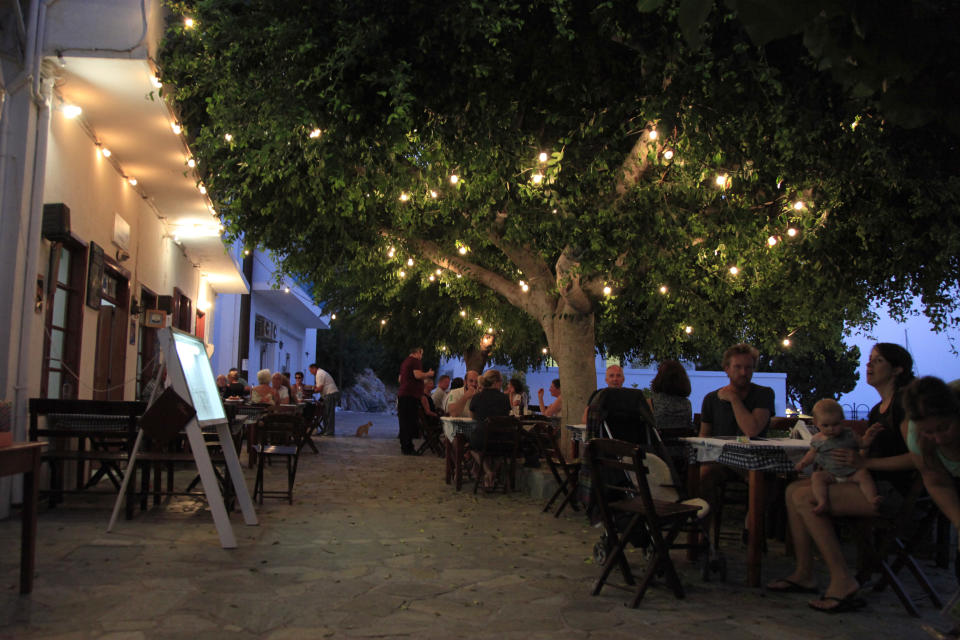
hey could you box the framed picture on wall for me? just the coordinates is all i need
[144,309,166,328]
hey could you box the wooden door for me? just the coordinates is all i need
[93,305,128,401]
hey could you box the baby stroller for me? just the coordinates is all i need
[584,387,726,581]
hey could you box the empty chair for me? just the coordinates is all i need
[587,438,702,607]
[416,406,445,457]
[531,422,581,516]
[252,413,308,504]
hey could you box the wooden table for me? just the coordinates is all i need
[1,442,45,594]
[681,436,808,587]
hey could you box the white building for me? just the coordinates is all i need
[0,1,323,516]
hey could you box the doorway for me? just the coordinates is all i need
[92,268,129,401]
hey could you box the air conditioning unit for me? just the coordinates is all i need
[254,315,277,342]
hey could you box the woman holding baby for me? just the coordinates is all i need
[768,343,917,613]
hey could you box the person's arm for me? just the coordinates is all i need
[537,388,547,414]
[544,397,562,417]
[723,389,769,438]
[412,367,435,380]
[447,388,477,417]
[420,394,437,418]
[794,446,817,472]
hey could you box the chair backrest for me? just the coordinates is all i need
[586,388,657,444]
[479,416,521,458]
[259,413,307,447]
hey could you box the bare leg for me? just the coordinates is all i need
[796,483,876,609]
[850,468,882,508]
[766,479,818,590]
[810,470,836,515]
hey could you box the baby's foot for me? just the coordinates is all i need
[812,501,829,515]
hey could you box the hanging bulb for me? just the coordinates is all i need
[729,266,739,276]
[684,326,693,334]
[450,174,459,184]
[309,128,322,138]
[787,228,798,238]
[648,129,658,141]
[224,133,233,142]
[659,285,668,294]
[538,152,548,163]
[602,286,612,296]
[663,149,674,160]
[531,173,543,185]
[767,236,778,247]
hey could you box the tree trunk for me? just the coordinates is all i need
[544,310,597,455]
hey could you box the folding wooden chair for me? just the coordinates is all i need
[587,438,702,607]
[530,422,581,516]
[416,407,445,457]
[252,413,308,504]
[473,416,522,494]
[854,476,944,617]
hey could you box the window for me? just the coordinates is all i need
[42,243,85,398]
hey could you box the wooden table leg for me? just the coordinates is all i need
[21,449,40,594]
[686,460,701,560]
[747,469,766,587]
[444,438,453,485]
[454,435,465,491]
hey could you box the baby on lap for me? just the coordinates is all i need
[794,398,881,515]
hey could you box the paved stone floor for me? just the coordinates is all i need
[0,410,956,639]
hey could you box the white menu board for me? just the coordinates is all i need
[171,329,226,425]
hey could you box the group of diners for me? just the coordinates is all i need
[214,363,341,435]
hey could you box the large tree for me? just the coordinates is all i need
[160,1,960,431]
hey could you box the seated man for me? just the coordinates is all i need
[582,364,625,422]
[537,378,562,417]
[698,343,775,527]
[431,374,451,411]
[224,368,248,398]
[444,370,480,418]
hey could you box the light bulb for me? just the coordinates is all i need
[648,129,658,141]
[127,177,138,186]
[199,185,207,194]
[767,236,778,247]
[331,313,337,320]
[476,319,482,325]
[398,270,406,278]
[171,123,182,134]
[381,319,387,325]
[793,201,804,210]
[715,174,728,188]
[243,249,250,256]
[659,285,668,294]
[100,147,111,158]
[428,275,435,282]
[63,104,82,119]
[787,227,798,238]
[450,174,459,184]
[538,152,548,163]
[684,326,693,334]
[224,133,233,142]
[284,287,290,293]
[429,190,438,198]
[603,285,612,296]
[187,158,196,168]
[406,258,414,266]
[542,348,548,354]
[387,247,395,257]
[458,246,467,255]
[399,192,409,202]
[729,266,739,276]
[782,338,791,347]
[460,310,466,317]
[532,173,543,185]
[435,269,442,275]
[663,149,674,160]
[309,128,322,138]
[184,17,195,28]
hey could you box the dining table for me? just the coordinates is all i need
[0,442,45,594]
[680,435,809,587]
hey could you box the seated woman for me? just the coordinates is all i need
[537,378,562,417]
[506,378,528,417]
[216,374,229,398]
[271,372,293,404]
[250,369,279,406]
[903,377,960,540]
[291,371,308,402]
[649,360,693,432]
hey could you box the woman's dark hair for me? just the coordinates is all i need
[508,377,525,393]
[902,376,960,420]
[650,360,691,397]
[874,342,915,388]
[551,378,561,390]
[450,377,464,390]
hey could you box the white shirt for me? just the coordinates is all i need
[431,386,449,409]
[443,387,473,418]
[314,368,339,395]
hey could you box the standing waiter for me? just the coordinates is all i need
[397,346,433,455]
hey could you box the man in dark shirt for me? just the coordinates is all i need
[397,346,434,455]
[699,343,776,527]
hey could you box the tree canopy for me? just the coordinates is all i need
[160,0,960,422]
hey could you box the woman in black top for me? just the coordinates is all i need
[768,343,915,613]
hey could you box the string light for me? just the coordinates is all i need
[224,133,233,142]
[127,177,138,186]
[450,174,459,184]
[435,269,442,275]
[793,201,805,210]
[99,147,111,158]
[151,76,162,89]
[429,190,438,198]
[184,16,195,28]
[659,285,668,294]
[531,173,543,185]
[387,246,395,258]
[458,246,468,255]
[476,319,482,325]
[684,326,693,334]
[284,286,290,293]
[648,129,658,141]
[787,228,798,238]
[331,313,336,320]
[663,149,674,160]
[399,192,410,202]
[602,285,612,296]
[538,152,548,163]
[519,280,529,292]
[171,123,182,135]
[715,174,729,188]
[428,275,435,282]
[381,319,387,325]
[398,270,406,278]
[459,310,466,317]
[782,338,791,347]
[487,327,494,333]
[198,184,207,194]
[63,104,82,119]
[542,348,548,354]
[406,258,414,266]
[729,266,739,276]
[187,158,196,168]
[243,249,250,256]
[767,236,778,247]
[309,128,322,138]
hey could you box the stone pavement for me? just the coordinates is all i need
[0,410,955,639]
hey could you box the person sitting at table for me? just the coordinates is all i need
[224,368,248,398]
[250,369,279,406]
[216,374,229,398]
[581,365,625,422]
[469,369,512,489]
[769,342,915,613]
[648,360,692,432]
[445,370,480,418]
[794,398,881,515]
[431,374,451,410]
[538,378,562,417]
[698,343,775,536]
[271,372,293,404]
[506,378,528,417]
[421,376,441,419]
[291,371,308,402]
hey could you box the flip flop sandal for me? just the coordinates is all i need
[766,578,819,594]
[808,593,867,614]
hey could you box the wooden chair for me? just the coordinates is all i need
[472,416,522,494]
[416,407,445,457]
[587,438,702,607]
[854,475,944,617]
[531,422,581,516]
[252,413,308,504]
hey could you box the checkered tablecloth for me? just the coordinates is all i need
[440,417,478,443]
[681,437,809,473]
[564,424,587,442]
